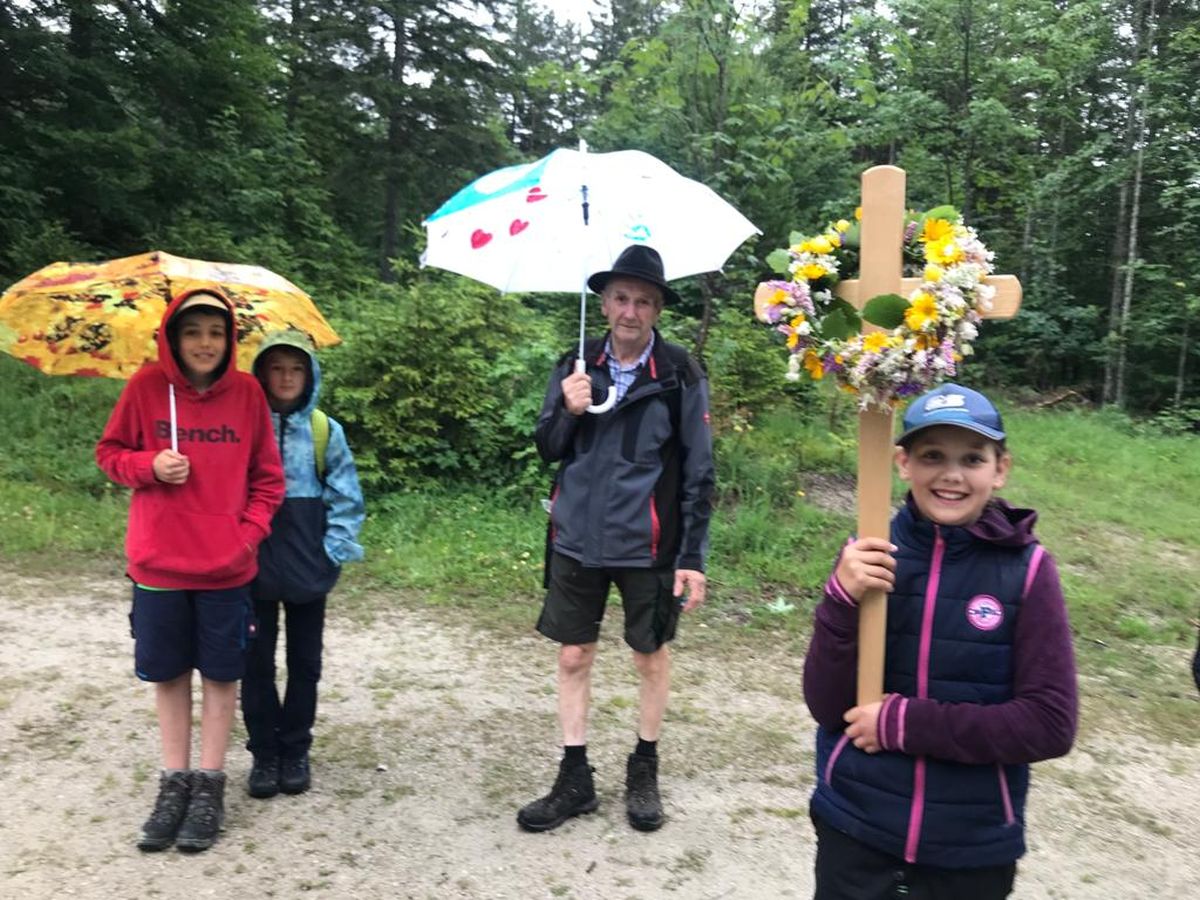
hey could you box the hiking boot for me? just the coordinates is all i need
[625,753,663,831]
[516,759,598,832]
[175,770,226,852]
[137,770,191,852]
[247,756,280,799]
[280,755,311,795]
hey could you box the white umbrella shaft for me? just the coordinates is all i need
[169,383,178,453]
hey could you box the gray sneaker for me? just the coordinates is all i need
[516,759,598,832]
[175,770,226,852]
[625,753,663,831]
[137,771,191,851]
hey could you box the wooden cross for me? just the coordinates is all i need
[759,165,1022,706]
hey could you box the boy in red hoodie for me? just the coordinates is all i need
[96,288,284,853]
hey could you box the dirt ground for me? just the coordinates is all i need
[2,566,1198,900]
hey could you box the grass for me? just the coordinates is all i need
[0,356,1196,738]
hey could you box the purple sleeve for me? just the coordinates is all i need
[803,567,860,733]
[880,550,1078,765]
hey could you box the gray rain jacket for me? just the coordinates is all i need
[536,330,715,572]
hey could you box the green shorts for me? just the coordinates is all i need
[537,552,680,652]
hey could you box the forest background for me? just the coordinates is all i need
[2,1,1199,673]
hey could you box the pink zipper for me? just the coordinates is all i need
[904,527,945,863]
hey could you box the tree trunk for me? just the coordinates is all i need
[694,273,717,359]
[379,8,408,283]
[1020,198,1034,287]
[1174,305,1191,408]
[1113,0,1157,410]
[1103,0,1145,405]
[958,0,975,222]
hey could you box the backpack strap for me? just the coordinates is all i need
[311,408,330,482]
[659,341,698,438]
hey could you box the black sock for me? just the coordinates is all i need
[635,737,657,759]
[563,744,588,766]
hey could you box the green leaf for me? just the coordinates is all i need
[862,293,909,329]
[766,248,793,274]
[920,205,960,224]
[788,231,806,246]
[820,301,861,340]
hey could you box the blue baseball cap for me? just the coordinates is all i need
[898,383,1005,446]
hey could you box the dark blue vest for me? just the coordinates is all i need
[811,505,1037,868]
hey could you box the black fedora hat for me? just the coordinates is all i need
[587,245,681,305]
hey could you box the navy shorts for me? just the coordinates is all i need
[129,585,255,683]
[537,552,680,653]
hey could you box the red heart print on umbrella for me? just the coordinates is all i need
[526,187,548,202]
[470,229,492,249]
[510,219,529,236]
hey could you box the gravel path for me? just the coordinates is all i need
[1,568,1197,899]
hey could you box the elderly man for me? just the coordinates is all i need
[518,245,715,833]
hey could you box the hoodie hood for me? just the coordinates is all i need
[252,329,321,418]
[157,287,238,392]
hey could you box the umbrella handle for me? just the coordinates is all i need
[574,358,617,414]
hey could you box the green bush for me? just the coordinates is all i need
[321,275,560,491]
[702,305,814,426]
[0,356,122,493]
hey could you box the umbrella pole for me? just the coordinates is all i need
[169,384,178,453]
[577,283,587,366]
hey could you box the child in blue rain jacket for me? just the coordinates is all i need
[240,330,365,798]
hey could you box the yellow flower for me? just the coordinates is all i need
[827,232,842,248]
[924,264,944,283]
[905,292,940,330]
[920,218,954,244]
[924,237,964,266]
[800,263,827,281]
[835,219,851,232]
[854,207,862,221]
[863,332,890,353]
[772,288,790,305]
[786,314,806,349]
[790,242,808,255]
[803,350,824,379]
[914,334,934,351]
[809,235,833,254]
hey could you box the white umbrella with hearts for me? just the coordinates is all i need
[421,141,759,413]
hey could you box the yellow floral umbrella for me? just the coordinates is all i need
[0,250,340,378]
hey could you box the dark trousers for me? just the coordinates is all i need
[813,815,1016,900]
[241,587,326,761]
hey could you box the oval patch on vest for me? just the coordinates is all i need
[966,595,1004,631]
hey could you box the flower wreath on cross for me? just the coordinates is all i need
[754,205,996,407]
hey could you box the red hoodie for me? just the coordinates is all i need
[96,288,285,589]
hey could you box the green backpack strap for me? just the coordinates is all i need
[311,408,330,482]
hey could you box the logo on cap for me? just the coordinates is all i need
[925,393,967,412]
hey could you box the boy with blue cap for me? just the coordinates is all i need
[803,383,1078,899]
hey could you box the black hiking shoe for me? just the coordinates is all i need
[625,753,663,831]
[247,756,280,799]
[280,755,311,795]
[137,770,191,852]
[175,770,226,852]
[516,759,598,832]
